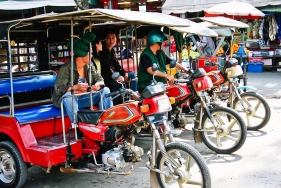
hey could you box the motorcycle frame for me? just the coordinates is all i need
[172,78,220,131]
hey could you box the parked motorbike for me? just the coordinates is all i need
[61,65,211,187]
[166,67,247,154]
[205,58,271,130]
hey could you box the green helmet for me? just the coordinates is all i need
[148,30,168,45]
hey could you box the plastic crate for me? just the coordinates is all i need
[248,57,262,63]
[248,62,263,73]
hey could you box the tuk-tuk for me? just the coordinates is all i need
[0,9,212,188]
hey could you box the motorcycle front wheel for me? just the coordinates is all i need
[155,142,211,188]
[233,92,271,130]
[200,107,247,154]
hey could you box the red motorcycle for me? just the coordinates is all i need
[204,58,271,130]
[62,69,211,187]
[166,68,247,154]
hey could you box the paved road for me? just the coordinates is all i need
[23,71,281,188]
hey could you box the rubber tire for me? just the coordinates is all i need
[233,92,271,130]
[0,141,27,188]
[155,142,211,188]
[201,107,247,154]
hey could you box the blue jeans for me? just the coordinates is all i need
[62,87,113,123]
[128,72,137,92]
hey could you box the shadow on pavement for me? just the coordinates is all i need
[246,130,267,138]
[203,153,242,165]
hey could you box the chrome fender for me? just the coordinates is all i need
[237,86,256,92]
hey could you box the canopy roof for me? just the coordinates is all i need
[0,8,219,38]
[0,8,190,27]
[162,0,281,14]
[0,0,76,10]
[169,19,218,37]
[192,16,249,36]
[199,17,249,28]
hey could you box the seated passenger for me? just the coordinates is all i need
[99,31,137,105]
[52,33,113,123]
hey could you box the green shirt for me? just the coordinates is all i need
[137,47,167,89]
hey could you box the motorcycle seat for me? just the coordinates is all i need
[77,109,104,124]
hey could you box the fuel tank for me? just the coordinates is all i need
[99,101,141,125]
[206,71,225,87]
[166,84,191,100]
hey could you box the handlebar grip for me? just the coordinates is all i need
[105,90,120,98]
[175,79,190,84]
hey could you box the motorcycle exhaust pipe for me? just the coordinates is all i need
[60,166,97,173]
[60,166,134,175]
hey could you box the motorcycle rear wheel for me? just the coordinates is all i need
[155,142,211,188]
[200,107,247,154]
[233,92,271,130]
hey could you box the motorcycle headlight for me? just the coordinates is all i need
[157,97,172,112]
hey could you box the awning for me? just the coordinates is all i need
[0,8,190,27]
[0,0,76,10]
[200,17,249,28]
[169,20,218,37]
[162,0,281,14]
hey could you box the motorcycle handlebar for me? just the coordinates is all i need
[174,79,190,84]
[105,90,120,98]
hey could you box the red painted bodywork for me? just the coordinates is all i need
[142,94,169,116]
[193,76,213,92]
[206,71,225,86]
[166,84,191,101]
[198,57,218,73]
[79,123,108,142]
[82,135,100,155]
[0,115,82,167]
[99,101,141,125]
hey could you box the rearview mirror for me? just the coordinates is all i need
[112,72,120,81]
[170,60,176,69]
[152,63,158,72]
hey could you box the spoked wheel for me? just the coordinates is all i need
[233,92,271,130]
[201,107,247,154]
[0,141,27,188]
[155,142,211,188]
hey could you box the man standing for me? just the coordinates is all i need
[199,36,216,56]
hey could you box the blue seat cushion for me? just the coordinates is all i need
[1,104,62,124]
[0,75,57,95]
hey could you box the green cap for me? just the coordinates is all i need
[67,32,96,57]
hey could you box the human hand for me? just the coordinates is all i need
[124,72,129,81]
[166,74,174,85]
[76,83,88,92]
[183,68,189,74]
[91,84,101,91]
[118,76,124,82]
